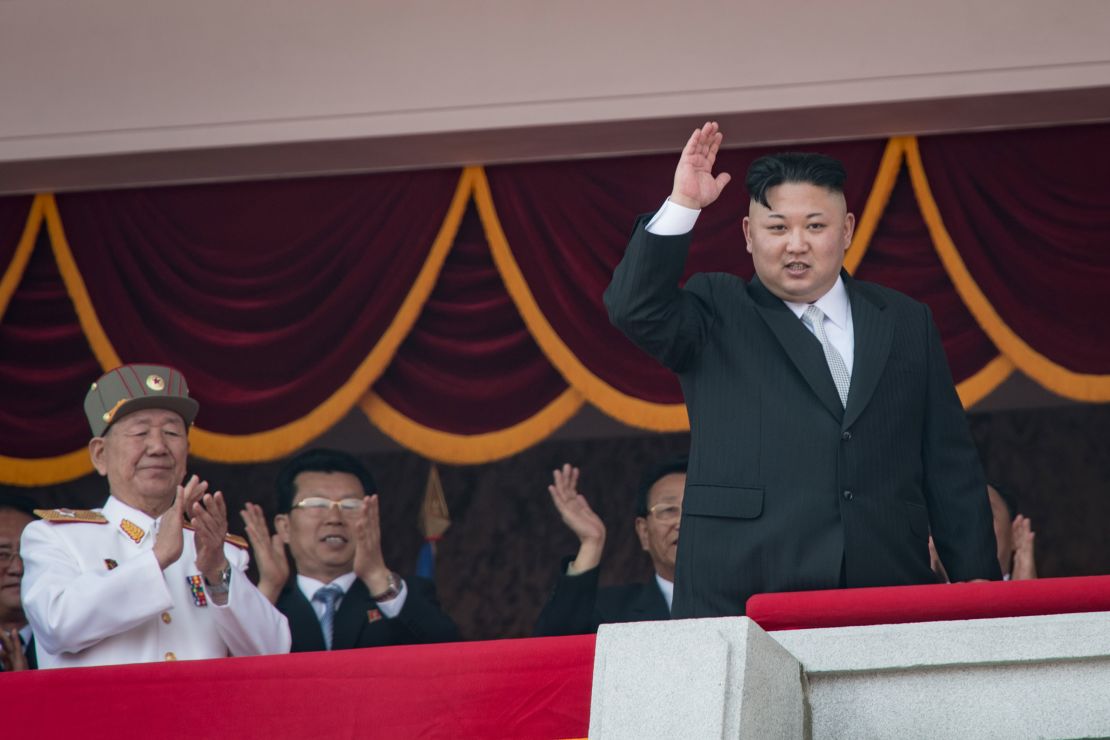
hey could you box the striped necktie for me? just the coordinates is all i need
[313,583,344,650]
[802,304,851,407]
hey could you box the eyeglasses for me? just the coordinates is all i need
[290,497,364,515]
[647,503,681,524]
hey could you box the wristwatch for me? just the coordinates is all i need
[371,572,402,602]
[204,563,232,596]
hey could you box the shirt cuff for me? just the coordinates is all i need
[645,198,700,236]
[375,579,408,619]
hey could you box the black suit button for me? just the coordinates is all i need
[842,490,853,501]
[841,431,852,441]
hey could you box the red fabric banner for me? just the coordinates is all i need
[2,634,596,740]
[746,574,1110,631]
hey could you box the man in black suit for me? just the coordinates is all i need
[0,494,36,671]
[604,121,1000,618]
[241,449,458,652]
[533,459,684,636]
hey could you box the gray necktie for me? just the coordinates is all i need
[802,304,851,407]
[313,583,344,650]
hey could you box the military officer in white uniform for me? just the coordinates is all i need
[20,364,291,668]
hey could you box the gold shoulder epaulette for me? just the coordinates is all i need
[34,508,108,524]
[223,533,249,550]
[182,521,249,549]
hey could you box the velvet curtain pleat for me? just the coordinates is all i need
[54,171,461,432]
[2,125,1109,484]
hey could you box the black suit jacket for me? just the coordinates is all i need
[604,217,1000,618]
[277,575,459,652]
[0,631,36,672]
[533,559,670,637]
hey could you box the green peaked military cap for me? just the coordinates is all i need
[84,364,199,437]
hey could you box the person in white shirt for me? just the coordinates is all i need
[20,363,290,669]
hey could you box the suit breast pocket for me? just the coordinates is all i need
[684,484,764,519]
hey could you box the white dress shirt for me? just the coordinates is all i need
[21,495,291,669]
[296,571,407,620]
[655,573,675,612]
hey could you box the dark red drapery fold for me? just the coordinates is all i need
[373,203,569,434]
[485,140,890,404]
[855,167,999,384]
[918,124,1110,373]
[0,230,101,457]
[56,171,461,433]
[0,194,33,271]
[5,126,1110,476]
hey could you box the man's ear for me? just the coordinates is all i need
[88,437,108,477]
[273,514,291,544]
[634,517,650,553]
[742,216,753,253]
[843,211,856,249]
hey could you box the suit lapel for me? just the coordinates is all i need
[331,579,372,650]
[750,276,844,423]
[631,580,672,621]
[843,274,893,429]
[280,584,327,652]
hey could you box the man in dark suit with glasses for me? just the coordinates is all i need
[242,448,458,652]
[533,458,686,636]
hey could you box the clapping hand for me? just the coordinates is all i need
[241,502,290,604]
[548,464,606,574]
[1010,514,1037,580]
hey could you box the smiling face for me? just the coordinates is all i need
[635,472,685,582]
[275,471,365,583]
[89,408,189,516]
[0,507,34,624]
[742,182,855,304]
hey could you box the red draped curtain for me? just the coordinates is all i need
[2,124,1109,485]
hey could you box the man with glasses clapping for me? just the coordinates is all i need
[533,458,686,636]
[241,448,458,652]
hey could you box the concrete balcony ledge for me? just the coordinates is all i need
[774,610,1110,671]
[589,611,1110,739]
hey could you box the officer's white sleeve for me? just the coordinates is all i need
[208,544,291,655]
[20,521,173,656]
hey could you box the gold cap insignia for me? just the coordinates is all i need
[146,374,165,391]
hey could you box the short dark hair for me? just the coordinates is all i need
[745,152,847,208]
[0,493,36,518]
[275,448,377,514]
[635,457,688,517]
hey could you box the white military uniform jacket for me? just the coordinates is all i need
[21,495,291,669]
